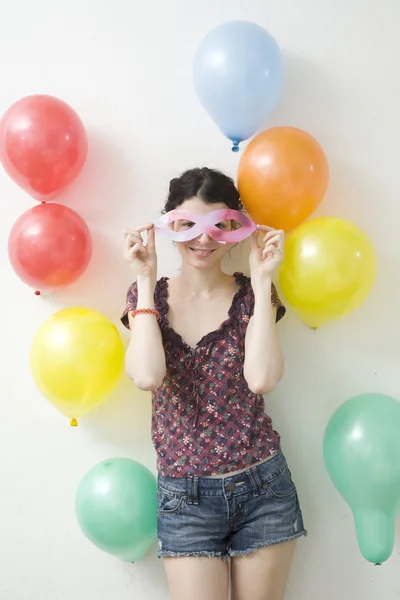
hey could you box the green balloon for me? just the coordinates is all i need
[75,458,157,562]
[323,393,400,564]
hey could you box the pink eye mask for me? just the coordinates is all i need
[153,209,257,243]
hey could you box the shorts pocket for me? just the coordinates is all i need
[157,486,186,515]
[263,466,297,501]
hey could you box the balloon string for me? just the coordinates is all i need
[70,418,78,427]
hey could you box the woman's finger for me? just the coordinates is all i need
[257,224,275,233]
[124,226,150,247]
[138,223,155,234]
[262,240,283,258]
[262,248,274,260]
[124,223,153,235]
[124,231,143,248]
[125,234,142,257]
[128,242,146,260]
[124,233,134,254]
[262,234,282,249]
[146,226,156,252]
[124,229,141,241]
[264,237,284,250]
[250,229,261,251]
[262,230,284,243]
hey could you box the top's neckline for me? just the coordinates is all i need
[156,272,248,352]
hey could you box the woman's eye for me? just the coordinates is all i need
[216,221,228,230]
[171,220,195,230]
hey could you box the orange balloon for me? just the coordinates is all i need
[238,127,329,232]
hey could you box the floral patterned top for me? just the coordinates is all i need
[121,272,285,477]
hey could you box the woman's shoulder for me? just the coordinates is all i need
[232,272,286,323]
[122,277,170,329]
[232,271,251,290]
[232,272,253,298]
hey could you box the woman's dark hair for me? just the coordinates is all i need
[163,167,243,213]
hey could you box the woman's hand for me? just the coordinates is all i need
[124,223,157,283]
[249,225,284,282]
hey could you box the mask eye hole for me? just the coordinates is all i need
[169,219,195,231]
[232,219,242,231]
[215,221,229,230]
[215,220,242,231]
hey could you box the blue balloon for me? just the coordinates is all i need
[193,21,284,151]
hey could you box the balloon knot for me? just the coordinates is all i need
[34,290,41,296]
[374,563,381,567]
[70,418,78,427]
[231,140,240,153]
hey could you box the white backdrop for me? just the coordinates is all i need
[0,1,399,598]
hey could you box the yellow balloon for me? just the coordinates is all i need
[31,307,124,423]
[279,217,377,328]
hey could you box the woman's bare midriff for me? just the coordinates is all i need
[205,452,279,479]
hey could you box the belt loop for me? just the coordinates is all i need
[248,467,263,497]
[186,477,199,505]
[193,477,199,505]
[186,477,193,504]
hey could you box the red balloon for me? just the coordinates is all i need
[8,203,92,291]
[0,95,88,202]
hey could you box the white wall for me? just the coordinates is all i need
[0,0,399,598]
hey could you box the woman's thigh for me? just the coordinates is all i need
[231,540,297,600]
[164,556,229,600]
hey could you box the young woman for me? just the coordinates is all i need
[122,168,306,600]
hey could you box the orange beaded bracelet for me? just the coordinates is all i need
[130,308,160,319]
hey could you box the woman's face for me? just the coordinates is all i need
[172,197,233,269]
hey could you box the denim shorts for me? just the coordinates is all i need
[157,451,306,559]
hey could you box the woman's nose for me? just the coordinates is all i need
[197,232,212,244]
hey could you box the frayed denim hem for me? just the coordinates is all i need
[158,550,229,561]
[157,530,307,560]
[228,529,307,557]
